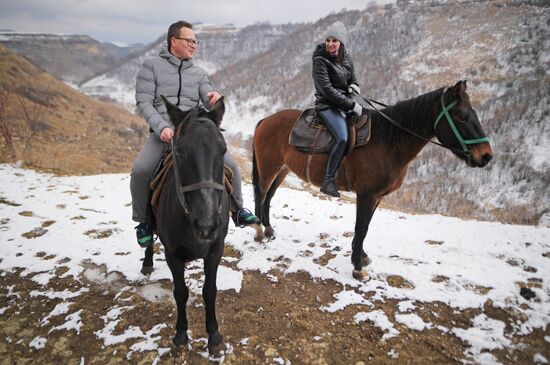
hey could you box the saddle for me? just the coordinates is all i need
[289,108,371,154]
[150,152,234,208]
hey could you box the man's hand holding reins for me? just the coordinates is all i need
[207,91,222,106]
[160,127,174,143]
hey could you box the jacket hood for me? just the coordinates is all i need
[159,43,193,67]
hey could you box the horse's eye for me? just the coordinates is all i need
[453,110,469,123]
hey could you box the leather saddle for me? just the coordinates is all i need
[289,108,371,154]
[150,152,234,209]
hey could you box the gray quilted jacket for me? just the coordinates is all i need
[135,44,213,136]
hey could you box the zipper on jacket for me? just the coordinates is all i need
[176,60,183,106]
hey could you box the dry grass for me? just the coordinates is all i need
[0,45,147,175]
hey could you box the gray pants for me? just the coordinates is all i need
[130,133,243,223]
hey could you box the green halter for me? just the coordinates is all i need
[434,94,490,153]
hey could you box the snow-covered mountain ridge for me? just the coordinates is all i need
[79,23,305,111]
[0,31,145,84]
[79,1,548,225]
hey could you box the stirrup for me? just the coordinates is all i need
[232,208,260,228]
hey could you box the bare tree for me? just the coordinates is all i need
[0,87,15,159]
[16,87,51,159]
[17,90,50,135]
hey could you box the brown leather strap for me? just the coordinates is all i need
[341,157,352,191]
[305,125,324,183]
[347,125,357,155]
[305,154,313,183]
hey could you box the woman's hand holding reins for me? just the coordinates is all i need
[349,84,360,95]
[352,102,362,117]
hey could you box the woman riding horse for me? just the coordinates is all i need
[252,80,493,280]
[313,21,363,197]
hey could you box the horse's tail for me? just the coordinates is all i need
[252,118,266,221]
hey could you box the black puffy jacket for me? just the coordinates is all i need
[312,43,358,111]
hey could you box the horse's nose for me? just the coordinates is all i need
[195,219,215,239]
[481,153,493,166]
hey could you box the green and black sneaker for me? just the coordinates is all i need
[135,223,154,248]
[232,209,260,228]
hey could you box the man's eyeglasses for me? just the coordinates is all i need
[173,36,199,46]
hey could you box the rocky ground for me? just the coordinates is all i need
[1,248,548,365]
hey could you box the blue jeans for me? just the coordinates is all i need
[318,108,348,180]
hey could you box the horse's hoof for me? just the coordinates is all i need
[352,269,369,281]
[172,331,189,347]
[170,340,190,361]
[264,226,275,239]
[208,331,224,354]
[140,265,154,275]
[254,224,265,242]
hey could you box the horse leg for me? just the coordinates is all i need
[203,250,223,352]
[359,200,379,266]
[253,176,266,242]
[350,193,378,281]
[140,245,155,275]
[261,169,288,239]
[165,253,190,347]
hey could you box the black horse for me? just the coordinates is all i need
[151,97,229,351]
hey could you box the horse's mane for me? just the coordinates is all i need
[369,87,445,147]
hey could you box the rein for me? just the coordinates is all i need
[355,91,488,157]
[171,117,225,214]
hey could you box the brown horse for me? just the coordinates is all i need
[252,81,493,280]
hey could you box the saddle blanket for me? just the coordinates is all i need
[289,108,371,154]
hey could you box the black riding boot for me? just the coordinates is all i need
[321,146,345,198]
[318,108,348,198]
[321,176,340,197]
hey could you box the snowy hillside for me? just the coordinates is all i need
[212,1,550,225]
[0,164,549,363]
[73,1,549,226]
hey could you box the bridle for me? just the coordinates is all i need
[433,93,489,153]
[170,117,225,214]
[355,90,490,157]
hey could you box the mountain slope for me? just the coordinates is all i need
[8,1,548,226]
[211,0,549,225]
[69,1,549,225]
[0,45,147,174]
[0,32,144,84]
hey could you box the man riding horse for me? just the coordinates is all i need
[130,20,259,248]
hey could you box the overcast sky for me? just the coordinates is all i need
[0,0,394,45]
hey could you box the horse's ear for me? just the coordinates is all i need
[452,80,467,98]
[161,95,186,128]
[207,96,225,127]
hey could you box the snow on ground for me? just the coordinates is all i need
[0,163,549,362]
